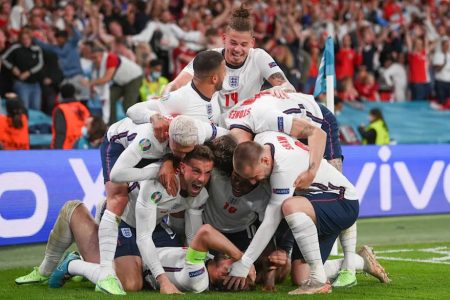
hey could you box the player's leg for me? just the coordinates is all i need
[305,192,359,288]
[98,138,129,291]
[15,200,83,285]
[281,196,330,294]
[51,220,143,294]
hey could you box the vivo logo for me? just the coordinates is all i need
[353,146,450,211]
[0,159,104,238]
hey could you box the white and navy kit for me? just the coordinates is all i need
[239,131,359,268]
[126,81,222,125]
[204,169,270,251]
[101,118,169,183]
[135,176,208,280]
[145,247,209,293]
[183,48,283,115]
[224,92,323,134]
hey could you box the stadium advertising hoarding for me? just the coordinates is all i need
[1,145,450,246]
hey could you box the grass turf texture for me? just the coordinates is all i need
[1,214,450,299]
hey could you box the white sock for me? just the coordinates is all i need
[285,212,327,283]
[339,223,357,274]
[324,255,365,279]
[38,201,81,276]
[98,209,119,279]
[68,260,101,284]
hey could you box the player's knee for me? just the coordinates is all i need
[121,276,143,292]
[281,196,309,216]
[60,200,83,223]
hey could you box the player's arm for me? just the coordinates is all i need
[110,131,160,182]
[290,118,326,189]
[267,72,296,93]
[189,224,242,261]
[126,100,164,124]
[184,208,204,246]
[135,182,182,294]
[195,120,229,143]
[225,197,285,289]
[258,49,296,97]
[162,70,193,94]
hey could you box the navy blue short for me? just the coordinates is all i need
[291,192,359,262]
[319,104,343,161]
[114,222,182,259]
[100,136,125,183]
[273,219,295,253]
[222,219,260,252]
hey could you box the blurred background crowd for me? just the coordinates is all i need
[0,0,449,150]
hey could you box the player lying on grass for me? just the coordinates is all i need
[98,114,226,294]
[15,199,256,293]
[228,132,360,295]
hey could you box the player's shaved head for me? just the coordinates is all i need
[193,50,224,79]
[232,141,264,176]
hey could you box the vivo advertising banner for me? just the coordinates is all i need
[1,145,450,246]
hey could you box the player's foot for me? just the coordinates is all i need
[15,267,49,285]
[332,269,357,288]
[358,245,391,283]
[288,279,332,295]
[48,251,80,288]
[95,275,126,295]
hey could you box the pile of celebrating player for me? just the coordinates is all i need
[15,7,390,296]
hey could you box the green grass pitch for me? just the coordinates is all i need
[1,214,450,299]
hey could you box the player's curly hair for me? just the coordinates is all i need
[228,6,253,33]
[204,135,237,177]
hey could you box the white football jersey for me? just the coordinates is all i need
[240,131,358,265]
[126,82,222,125]
[139,178,209,222]
[146,247,209,293]
[203,169,270,233]
[184,48,283,114]
[254,131,358,202]
[224,92,323,135]
[107,117,169,159]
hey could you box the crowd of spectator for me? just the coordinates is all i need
[0,0,449,149]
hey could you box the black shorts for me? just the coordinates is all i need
[291,192,359,262]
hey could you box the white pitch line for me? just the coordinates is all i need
[376,256,450,265]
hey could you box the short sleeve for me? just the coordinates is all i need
[106,53,120,69]
[255,49,283,80]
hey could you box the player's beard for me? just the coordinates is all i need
[214,80,223,91]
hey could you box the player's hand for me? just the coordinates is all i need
[269,86,289,99]
[150,113,170,143]
[247,264,256,284]
[223,276,247,290]
[159,160,178,197]
[19,71,30,81]
[268,249,288,268]
[158,275,184,294]
[294,169,316,190]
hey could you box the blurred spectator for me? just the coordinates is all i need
[40,49,63,115]
[432,38,450,109]
[88,46,143,124]
[0,93,29,150]
[74,116,107,149]
[0,1,11,31]
[358,108,390,145]
[355,69,379,102]
[335,34,362,80]
[0,28,12,97]
[338,76,359,102]
[2,28,44,110]
[380,54,408,102]
[405,28,431,101]
[33,27,89,101]
[51,83,90,149]
[171,39,197,79]
[139,59,168,101]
